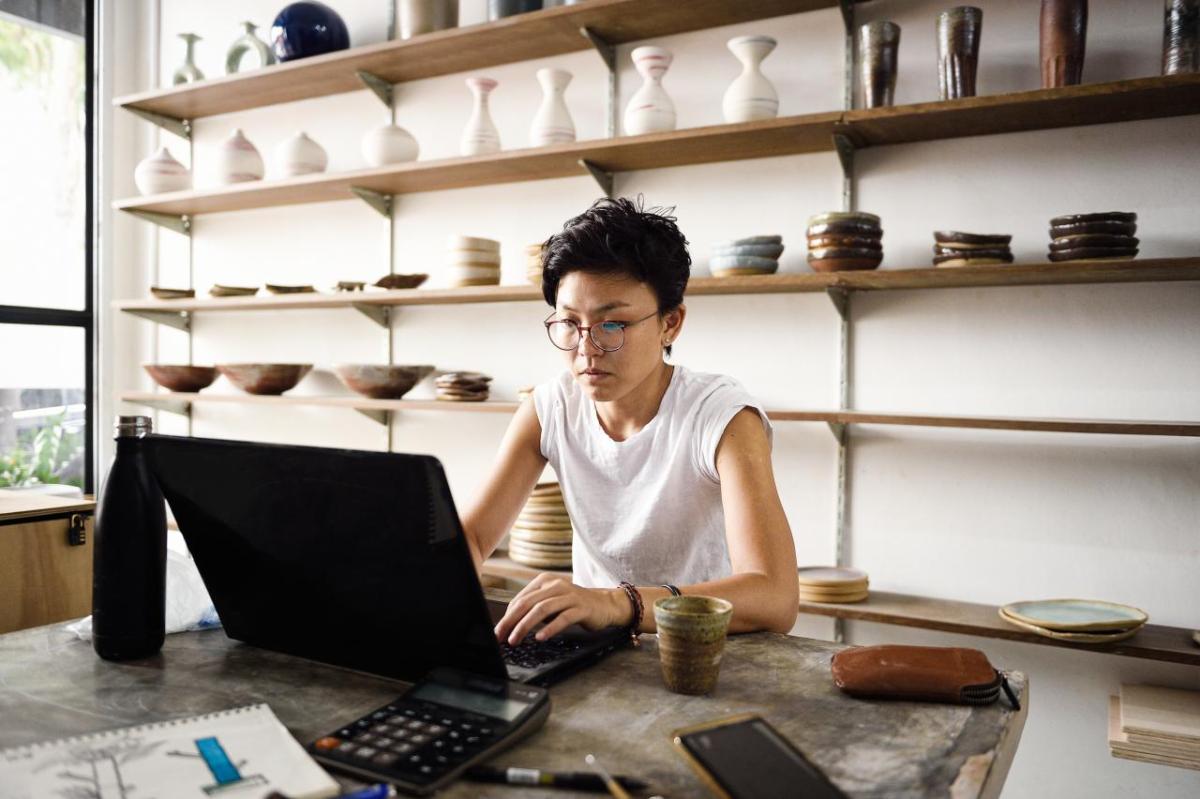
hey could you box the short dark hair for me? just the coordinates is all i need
[541,197,690,354]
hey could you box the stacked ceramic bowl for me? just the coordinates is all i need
[806,212,883,272]
[1048,212,1139,262]
[932,231,1013,267]
[999,599,1148,644]
[525,243,544,285]
[447,235,501,287]
[796,566,869,604]
[709,235,784,277]
[508,482,573,570]
[435,371,491,402]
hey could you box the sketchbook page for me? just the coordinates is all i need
[0,703,339,799]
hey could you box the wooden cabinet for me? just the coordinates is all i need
[0,493,95,634]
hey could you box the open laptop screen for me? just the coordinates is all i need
[147,435,507,683]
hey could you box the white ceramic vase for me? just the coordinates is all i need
[530,68,576,146]
[461,77,501,156]
[134,146,191,195]
[361,123,420,166]
[214,128,264,184]
[624,46,676,135]
[274,132,327,177]
[722,35,779,123]
[172,32,204,85]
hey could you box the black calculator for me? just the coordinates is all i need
[308,668,551,796]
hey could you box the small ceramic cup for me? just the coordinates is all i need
[653,595,734,695]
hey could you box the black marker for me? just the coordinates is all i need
[465,765,648,792]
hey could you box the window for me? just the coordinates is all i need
[0,2,93,493]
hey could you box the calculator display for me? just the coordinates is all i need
[411,682,529,721]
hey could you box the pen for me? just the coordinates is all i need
[585,754,634,799]
[465,765,648,792]
[268,785,395,799]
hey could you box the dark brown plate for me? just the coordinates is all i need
[1050,221,1137,237]
[374,273,429,290]
[1048,248,1138,262]
[806,221,882,239]
[143,365,217,393]
[265,284,316,294]
[1049,211,1136,226]
[934,245,1013,259]
[933,231,1013,246]
[1049,234,1139,251]
[808,235,882,250]
[934,251,1014,265]
[209,284,259,297]
[149,286,196,300]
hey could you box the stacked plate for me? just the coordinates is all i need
[525,243,544,285]
[1108,684,1200,771]
[516,385,534,402]
[509,482,572,570]
[447,235,501,287]
[998,598,1148,643]
[435,371,492,402]
[796,566,869,604]
[806,212,883,272]
[1048,212,1139,262]
[709,235,784,277]
[932,231,1013,267]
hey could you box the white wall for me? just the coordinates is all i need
[101,1,1200,795]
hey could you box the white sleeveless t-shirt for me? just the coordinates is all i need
[531,365,772,588]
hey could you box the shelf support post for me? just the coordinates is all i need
[580,27,618,139]
[578,159,614,199]
[355,407,391,426]
[351,303,392,328]
[833,132,855,183]
[350,186,394,218]
[839,0,855,35]
[826,421,847,444]
[825,287,850,320]
[126,395,192,417]
[126,107,192,140]
[125,210,192,236]
[356,70,394,109]
[124,308,191,332]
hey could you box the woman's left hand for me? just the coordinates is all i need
[494,572,630,645]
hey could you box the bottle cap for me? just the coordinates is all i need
[114,415,153,439]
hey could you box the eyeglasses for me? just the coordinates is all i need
[544,310,659,352]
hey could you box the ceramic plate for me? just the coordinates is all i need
[796,566,868,587]
[998,608,1143,643]
[1001,599,1147,632]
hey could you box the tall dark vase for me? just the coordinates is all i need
[1163,0,1200,75]
[1040,0,1088,88]
[937,6,983,100]
[489,0,542,21]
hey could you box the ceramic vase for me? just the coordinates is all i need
[274,132,327,177]
[489,0,542,20]
[461,77,501,156]
[226,21,275,74]
[859,22,900,108]
[362,123,420,166]
[1040,0,1088,88]
[722,35,779,123]
[214,128,264,184]
[624,46,676,135]
[399,0,459,39]
[1163,0,1200,75]
[530,68,576,146]
[937,7,982,100]
[271,1,351,62]
[172,33,204,85]
[134,146,191,195]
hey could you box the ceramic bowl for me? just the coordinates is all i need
[265,284,315,294]
[1049,211,1136,227]
[216,363,312,395]
[150,286,196,300]
[933,245,1012,259]
[210,284,259,297]
[711,243,785,260]
[710,254,780,271]
[807,211,881,228]
[807,221,883,239]
[143,365,218,393]
[449,264,502,281]
[374,273,428,290]
[808,234,882,251]
[448,249,502,266]
[448,235,500,252]
[722,234,783,247]
[1049,234,1138,251]
[933,230,1013,246]
[334,364,436,399]
[808,248,883,273]
[1049,221,1137,238]
[361,123,419,167]
[1047,249,1137,262]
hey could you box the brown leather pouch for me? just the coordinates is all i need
[830,645,1019,708]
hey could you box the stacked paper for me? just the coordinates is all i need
[1108,684,1200,771]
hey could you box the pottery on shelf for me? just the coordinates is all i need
[271,1,350,62]
[225,21,275,74]
[722,35,779,123]
[217,363,313,395]
[624,46,676,135]
[860,21,901,108]
[1163,0,1200,75]
[143,365,218,393]
[399,0,459,40]
[214,128,264,184]
[264,284,316,294]
[149,286,195,300]
[361,123,420,166]
[209,284,259,297]
[489,0,542,20]
[374,273,429,290]
[172,33,204,85]
[274,131,327,177]
[461,77,501,156]
[937,7,982,100]
[334,364,436,399]
[530,68,576,146]
[1040,0,1088,88]
[134,146,191,195]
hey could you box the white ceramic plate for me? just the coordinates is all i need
[1001,599,1148,632]
[998,608,1144,643]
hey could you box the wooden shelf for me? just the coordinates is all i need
[120,391,519,415]
[798,591,1200,667]
[114,75,1200,218]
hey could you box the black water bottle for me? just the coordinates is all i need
[92,415,166,660]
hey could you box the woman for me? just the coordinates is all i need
[462,197,798,647]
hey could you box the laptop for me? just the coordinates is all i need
[146,434,626,686]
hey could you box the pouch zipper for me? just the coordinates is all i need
[961,670,1020,710]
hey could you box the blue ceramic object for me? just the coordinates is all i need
[271,2,350,62]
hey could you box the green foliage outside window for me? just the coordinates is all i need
[0,413,84,488]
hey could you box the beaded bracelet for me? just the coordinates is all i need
[618,581,643,647]
[661,584,682,597]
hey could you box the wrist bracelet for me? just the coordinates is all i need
[618,581,643,647]
[661,584,682,597]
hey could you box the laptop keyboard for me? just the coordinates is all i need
[500,634,586,670]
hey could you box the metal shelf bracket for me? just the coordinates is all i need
[578,159,614,198]
[126,210,192,236]
[355,407,391,426]
[826,421,847,444]
[826,288,851,320]
[833,132,856,180]
[356,70,394,108]
[128,395,192,417]
[351,186,394,218]
[352,303,392,328]
[126,107,192,139]
[579,26,616,72]
[124,308,191,331]
[839,0,855,35]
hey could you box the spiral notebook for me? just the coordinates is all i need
[0,703,339,798]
